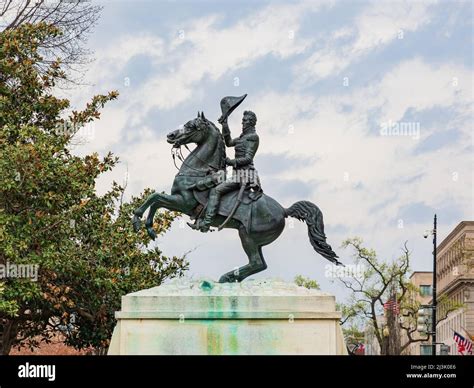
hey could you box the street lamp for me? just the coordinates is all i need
[424,214,437,356]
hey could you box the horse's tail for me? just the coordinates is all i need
[285,201,343,266]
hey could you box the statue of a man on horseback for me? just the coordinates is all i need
[188,95,262,232]
[132,94,343,283]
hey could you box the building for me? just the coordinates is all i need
[436,221,474,355]
[401,271,433,355]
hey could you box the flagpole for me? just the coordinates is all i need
[432,214,437,356]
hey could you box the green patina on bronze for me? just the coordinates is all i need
[132,95,342,283]
[199,280,214,291]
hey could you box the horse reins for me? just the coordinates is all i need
[171,144,220,175]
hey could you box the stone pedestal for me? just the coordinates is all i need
[108,279,347,355]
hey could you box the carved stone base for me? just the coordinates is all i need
[108,279,347,355]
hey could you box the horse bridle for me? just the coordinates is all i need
[170,120,222,175]
[171,144,220,176]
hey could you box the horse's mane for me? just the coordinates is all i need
[207,120,226,170]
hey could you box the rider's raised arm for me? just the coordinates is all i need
[222,122,237,147]
[234,133,259,167]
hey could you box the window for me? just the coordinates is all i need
[420,285,432,296]
[420,345,432,355]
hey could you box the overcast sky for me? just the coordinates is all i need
[66,0,473,302]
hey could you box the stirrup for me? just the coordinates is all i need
[187,220,210,232]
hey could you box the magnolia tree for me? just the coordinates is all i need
[0,23,188,355]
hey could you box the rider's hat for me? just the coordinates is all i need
[219,94,247,122]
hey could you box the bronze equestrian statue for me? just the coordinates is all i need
[132,95,342,283]
[188,105,261,232]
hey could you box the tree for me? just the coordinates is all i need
[0,282,16,317]
[0,0,103,77]
[0,23,188,355]
[337,238,462,355]
[337,301,367,354]
[294,275,320,290]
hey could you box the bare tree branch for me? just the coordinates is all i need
[0,0,103,81]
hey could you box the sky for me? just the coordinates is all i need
[65,0,473,303]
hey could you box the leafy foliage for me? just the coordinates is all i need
[0,23,188,354]
[294,275,320,290]
[338,237,463,355]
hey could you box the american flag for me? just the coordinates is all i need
[354,343,365,351]
[351,343,365,355]
[453,331,473,355]
[383,298,400,315]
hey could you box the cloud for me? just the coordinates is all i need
[134,2,322,114]
[296,0,437,83]
[76,2,332,125]
[257,152,317,176]
[87,33,165,91]
[373,58,471,122]
[249,57,472,239]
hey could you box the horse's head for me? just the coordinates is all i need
[167,112,212,148]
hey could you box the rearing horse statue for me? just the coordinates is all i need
[132,112,342,283]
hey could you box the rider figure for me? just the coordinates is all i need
[189,110,260,232]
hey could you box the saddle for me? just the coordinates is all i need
[192,186,262,231]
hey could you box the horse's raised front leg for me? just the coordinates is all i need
[145,203,160,240]
[133,192,159,232]
[132,192,184,238]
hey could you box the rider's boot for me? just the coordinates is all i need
[187,192,219,232]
